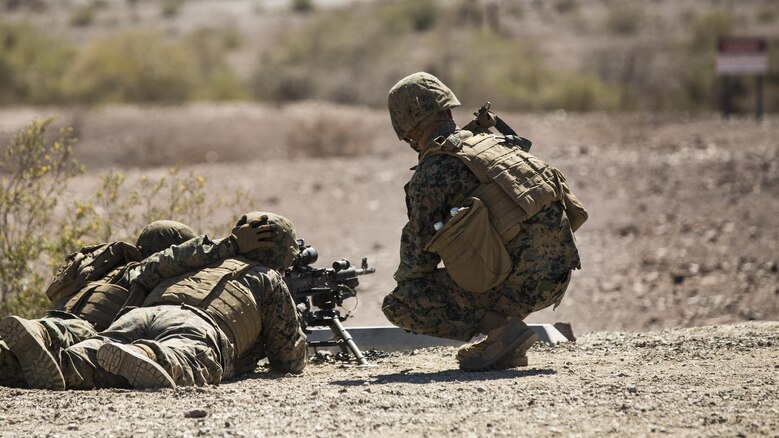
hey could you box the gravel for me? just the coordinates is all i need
[0,322,776,437]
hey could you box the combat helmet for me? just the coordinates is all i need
[387,72,461,141]
[232,212,299,271]
[136,220,197,257]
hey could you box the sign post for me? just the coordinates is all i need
[715,37,768,119]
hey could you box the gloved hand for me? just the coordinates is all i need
[232,223,283,254]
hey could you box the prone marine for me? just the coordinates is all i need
[0,212,306,389]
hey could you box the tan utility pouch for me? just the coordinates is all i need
[425,197,512,293]
[554,169,588,232]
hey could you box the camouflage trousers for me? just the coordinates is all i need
[383,203,578,342]
[0,311,96,388]
[60,305,232,390]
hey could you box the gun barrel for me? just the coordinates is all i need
[334,266,376,281]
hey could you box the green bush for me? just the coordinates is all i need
[183,27,249,100]
[690,9,733,51]
[678,9,734,110]
[0,22,74,105]
[554,0,578,14]
[57,167,212,249]
[756,7,777,24]
[291,0,313,13]
[0,119,82,318]
[251,3,398,103]
[448,32,620,111]
[60,28,248,103]
[70,5,96,27]
[605,3,642,35]
[3,0,47,11]
[381,0,438,32]
[252,6,620,111]
[61,30,199,104]
[161,0,185,18]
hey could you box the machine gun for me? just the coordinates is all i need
[462,101,533,152]
[283,239,376,365]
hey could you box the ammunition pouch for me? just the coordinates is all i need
[555,169,588,232]
[56,282,132,331]
[425,197,511,293]
[423,132,587,235]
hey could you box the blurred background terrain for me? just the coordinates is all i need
[0,0,777,332]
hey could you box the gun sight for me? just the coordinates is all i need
[332,259,350,271]
[293,240,319,267]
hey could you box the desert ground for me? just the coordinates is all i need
[0,322,776,436]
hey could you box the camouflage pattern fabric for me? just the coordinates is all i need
[231,267,308,376]
[59,305,227,389]
[141,259,307,376]
[232,212,299,272]
[124,235,239,295]
[127,234,306,372]
[135,220,197,258]
[59,268,307,389]
[388,72,461,140]
[0,311,96,388]
[383,130,580,341]
[37,310,98,351]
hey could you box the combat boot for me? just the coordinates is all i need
[494,349,530,369]
[457,317,538,372]
[456,311,507,363]
[0,316,65,390]
[97,343,176,389]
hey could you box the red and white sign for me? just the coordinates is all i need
[716,37,768,75]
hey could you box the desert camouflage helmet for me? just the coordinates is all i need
[136,220,197,258]
[232,212,299,271]
[387,72,461,140]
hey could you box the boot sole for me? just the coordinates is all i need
[97,343,176,389]
[493,331,538,370]
[494,353,530,370]
[460,327,538,372]
[0,316,65,390]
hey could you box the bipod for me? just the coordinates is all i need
[307,310,369,366]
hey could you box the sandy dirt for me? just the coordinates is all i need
[0,322,776,437]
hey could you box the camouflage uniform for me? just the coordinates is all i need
[0,221,196,388]
[383,139,580,341]
[382,72,582,344]
[59,213,307,389]
[60,267,306,389]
